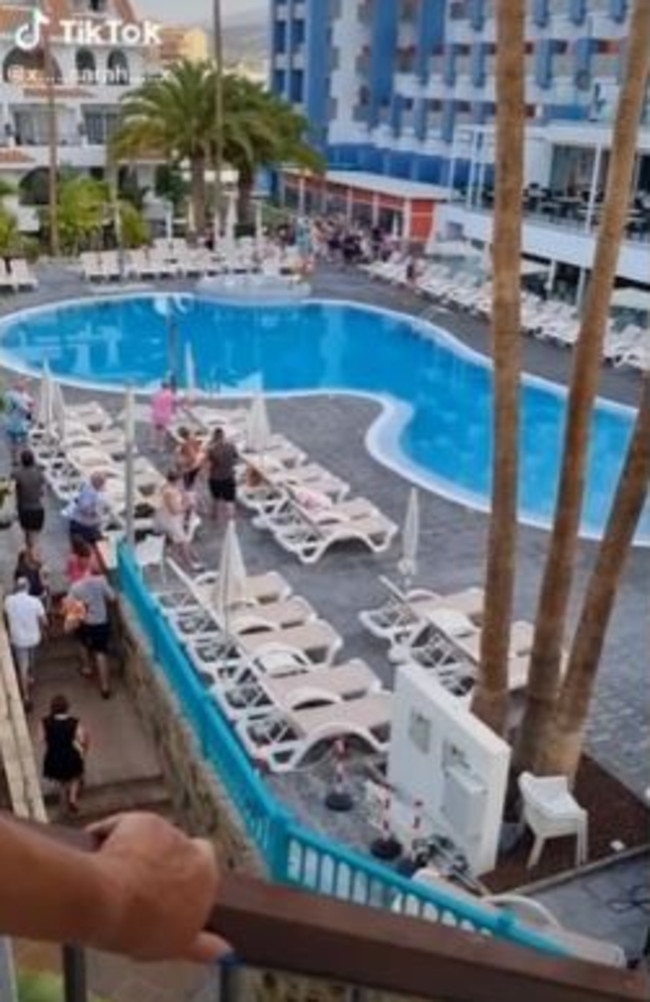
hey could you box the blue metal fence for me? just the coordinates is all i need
[117,546,567,956]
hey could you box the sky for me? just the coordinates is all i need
[136,0,266,25]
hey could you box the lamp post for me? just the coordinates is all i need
[43,7,59,257]
[124,384,135,549]
[213,0,224,238]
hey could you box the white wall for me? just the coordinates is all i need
[388,665,510,876]
[327,0,369,147]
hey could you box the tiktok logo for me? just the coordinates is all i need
[15,8,51,52]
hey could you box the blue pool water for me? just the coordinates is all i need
[0,293,647,543]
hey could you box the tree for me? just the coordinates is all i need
[223,76,322,224]
[52,176,109,255]
[111,61,215,234]
[516,0,650,771]
[470,0,525,734]
[111,63,322,235]
[0,207,19,257]
[119,201,149,249]
[542,375,650,778]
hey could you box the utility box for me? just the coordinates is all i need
[388,664,511,875]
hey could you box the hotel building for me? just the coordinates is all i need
[271,0,650,288]
[0,0,159,230]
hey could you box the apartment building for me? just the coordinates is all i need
[271,0,649,285]
[0,0,159,226]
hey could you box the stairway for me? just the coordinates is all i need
[30,633,174,825]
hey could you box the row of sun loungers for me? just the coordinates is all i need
[0,258,38,292]
[363,255,649,372]
[154,559,393,773]
[29,400,163,531]
[80,240,304,283]
[173,402,398,565]
[359,577,539,699]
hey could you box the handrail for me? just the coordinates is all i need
[9,820,650,1002]
[0,593,47,824]
[113,546,606,958]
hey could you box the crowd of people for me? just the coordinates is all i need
[0,374,243,813]
[149,381,240,570]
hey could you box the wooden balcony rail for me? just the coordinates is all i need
[11,819,649,1002]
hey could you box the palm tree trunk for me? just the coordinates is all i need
[189,156,207,235]
[237,168,254,228]
[515,0,650,772]
[542,375,650,778]
[213,0,225,232]
[44,24,59,257]
[470,0,525,735]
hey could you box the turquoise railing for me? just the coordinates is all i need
[117,546,567,957]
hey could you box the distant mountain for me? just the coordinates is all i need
[223,22,267,65]
[222,2,266,28]
[199,4,268,67]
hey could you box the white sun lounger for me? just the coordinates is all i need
[210,658,381,723]
[236,691,392,773]
[359,578,485,641]
[171,596,316,640]
[273,511,398,564]
[254,495,378,534]
[164,559,293,617]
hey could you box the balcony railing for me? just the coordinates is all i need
[24,822,650,1002]
[115,546,581,958]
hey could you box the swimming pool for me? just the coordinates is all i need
[1,293,647,544]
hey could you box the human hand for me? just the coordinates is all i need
[87,812,231,963]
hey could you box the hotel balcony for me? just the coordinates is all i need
[437,201,650,286]
[12,825,646,1002]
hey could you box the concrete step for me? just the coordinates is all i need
[44,776,174,825]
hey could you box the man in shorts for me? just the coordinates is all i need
[205,428,239,523]
[70,571,116,699]
[4,577,47,710]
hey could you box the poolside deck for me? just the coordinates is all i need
[0,261,647,799]
[0,261,647,964]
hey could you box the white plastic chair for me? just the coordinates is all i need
[519,771,588,869]
[134,533,167,582]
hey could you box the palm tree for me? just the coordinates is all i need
[223,76,322,225]
[515,0,650,771]
[542,375,650,778]
[111,61,215,234]
[470,0,525,734]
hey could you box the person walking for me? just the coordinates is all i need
[69,570,116,699]
[14,542,49,607]
[66,471,108,544]
[154,470,202,570]
[4,577,47,711]
[12,448,45,544]
[4,379,34,465]
[41,694,88,815]
[66,535,101,584]
[150,380,177,452]
[205,427,238,523]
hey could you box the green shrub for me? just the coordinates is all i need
[17,970,108,1002]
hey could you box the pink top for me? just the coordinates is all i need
[66,552,100,584]
[151,388,176,428]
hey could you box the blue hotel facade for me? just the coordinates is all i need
[270,0,634,190]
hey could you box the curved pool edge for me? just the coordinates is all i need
[0,291,647,548]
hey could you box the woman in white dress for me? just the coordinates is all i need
[155,470,202,570]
